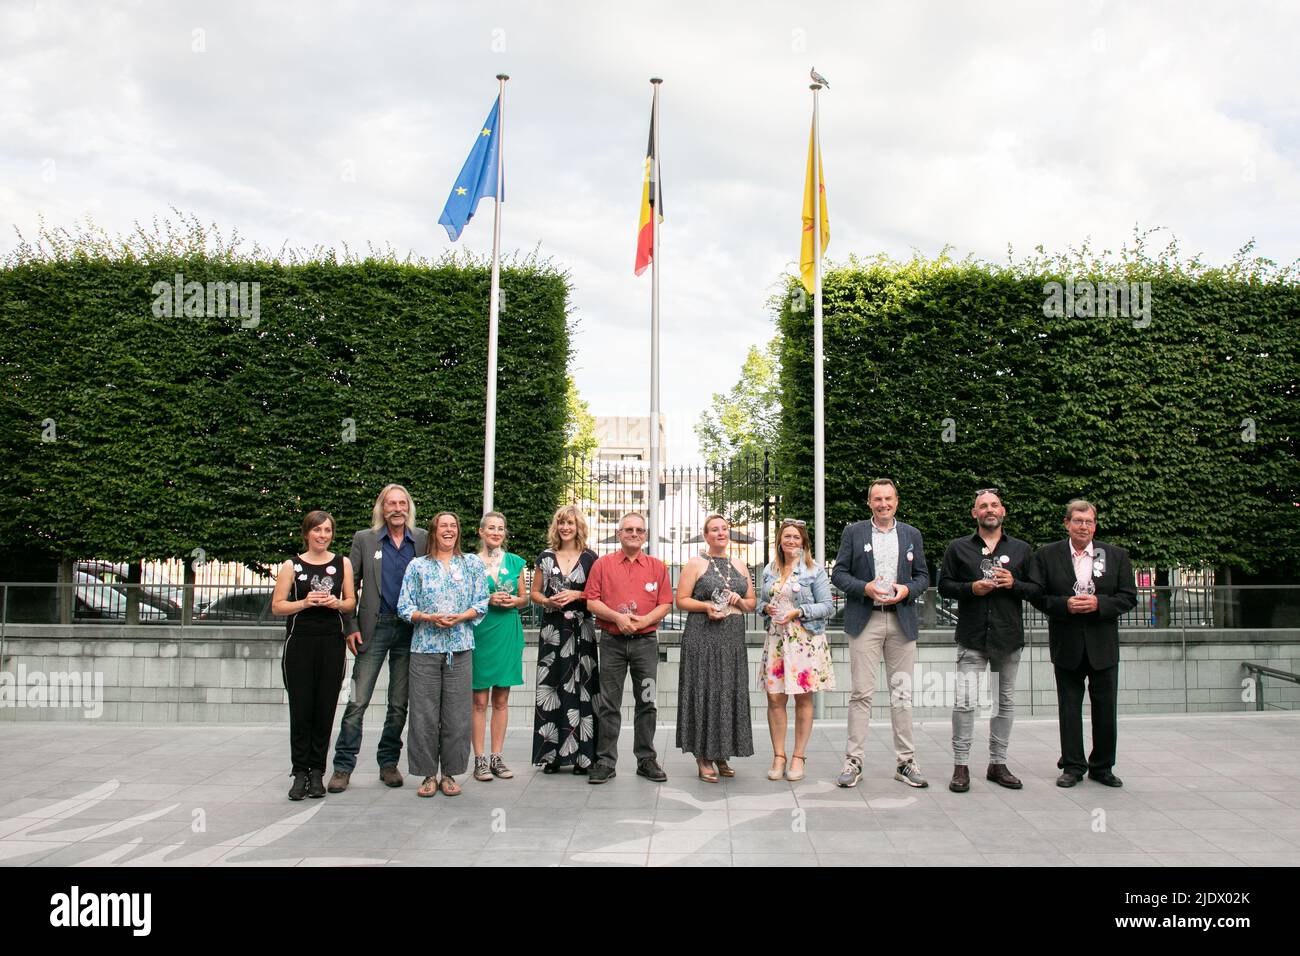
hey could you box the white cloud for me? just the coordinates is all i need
[2,0,1298,465]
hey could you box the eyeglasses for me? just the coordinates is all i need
[620,527,646,535]
[780,518,807,527]
[975,487,999,497]
[1067,517,1096,526]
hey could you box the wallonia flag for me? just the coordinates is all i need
[800,120,829,293]
[634,107,663,275]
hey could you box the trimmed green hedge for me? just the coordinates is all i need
[1,249,572,567]
[776,251,1300,571]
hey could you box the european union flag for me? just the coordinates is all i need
[438,96,503,241]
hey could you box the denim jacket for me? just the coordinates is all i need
[758,562,834,635]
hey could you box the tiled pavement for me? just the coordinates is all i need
[3,712,1299,867]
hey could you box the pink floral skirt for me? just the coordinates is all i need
[759,622,836,695]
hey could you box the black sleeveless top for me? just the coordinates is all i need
[285,555,345,639]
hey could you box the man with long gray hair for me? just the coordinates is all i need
[328,484,427,791]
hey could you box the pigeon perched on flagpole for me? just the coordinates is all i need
[810,67,830,88]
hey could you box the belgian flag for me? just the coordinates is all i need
[634,106,663,275]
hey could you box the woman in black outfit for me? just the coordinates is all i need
[271,510,357,800]
[529,505,600,774]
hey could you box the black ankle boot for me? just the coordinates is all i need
[307,769,327,798]
[288,771,310,801]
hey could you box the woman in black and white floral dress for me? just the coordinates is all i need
[529,505,600,773]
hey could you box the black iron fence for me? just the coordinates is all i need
[564,450,782,568]
[9,451,1296,632]
[3,582,1298,633]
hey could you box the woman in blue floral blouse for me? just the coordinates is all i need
[398,511,489,797]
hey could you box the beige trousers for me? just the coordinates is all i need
[845,610,916,764]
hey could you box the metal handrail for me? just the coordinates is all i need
[1242,662,1300,712]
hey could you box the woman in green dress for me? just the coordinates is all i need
[470,511,528,782]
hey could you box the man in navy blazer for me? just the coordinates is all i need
[1027,499,1137,788]
[831,478,931,788]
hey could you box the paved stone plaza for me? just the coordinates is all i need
[2,712,1299,867]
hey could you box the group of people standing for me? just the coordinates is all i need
[829,479,1137,794]
[273,479,1136,801]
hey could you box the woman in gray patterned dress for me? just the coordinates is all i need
[675,514,756,781]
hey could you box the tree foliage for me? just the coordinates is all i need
[695,334,781,463]
[0,216,574,567]
[564,375,597,458]
[776,233,1300,571]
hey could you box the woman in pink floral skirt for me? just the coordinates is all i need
[758,519,835,782]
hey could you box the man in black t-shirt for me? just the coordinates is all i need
[937,489,1040,794]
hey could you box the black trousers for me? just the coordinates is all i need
[1054,647,1118,776]
[283,631,346,773]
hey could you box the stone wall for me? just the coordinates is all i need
[1,624,1297,723]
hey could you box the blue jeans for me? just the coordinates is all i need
[331,616,411,773]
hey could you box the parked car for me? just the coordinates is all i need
[196,588,275,625]
[73,572,168,622]
[75,561,182,619]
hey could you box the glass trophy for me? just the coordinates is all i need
[773,590,796,627]
[1072,580,1096,597]
[980,558,997,580]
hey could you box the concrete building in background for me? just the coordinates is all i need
[594,415,666,463]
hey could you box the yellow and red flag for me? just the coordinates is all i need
[634,107,662,275]
[800,120,829,293]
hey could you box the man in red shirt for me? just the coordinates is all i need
[583,512,673,783]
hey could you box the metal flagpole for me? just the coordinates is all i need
[806,80,826,717]
[811,81,825,569]
[810,80,826,722]
[483,73,509,515]
[648,77,663,555]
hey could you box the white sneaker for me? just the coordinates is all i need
[895,760,929,788]
[836,757,863,788]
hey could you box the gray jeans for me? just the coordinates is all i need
[951,646,1021,766]
[595,632,659,768]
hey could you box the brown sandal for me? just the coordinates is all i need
[417,775,438,797]
[715,759,736,778]
[440,775,462,796]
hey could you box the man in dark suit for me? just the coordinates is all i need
[1027,499,1137,788]
[831,478,931,788]
[327,484,428,792]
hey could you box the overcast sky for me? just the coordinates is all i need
[3,0,1297,462]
